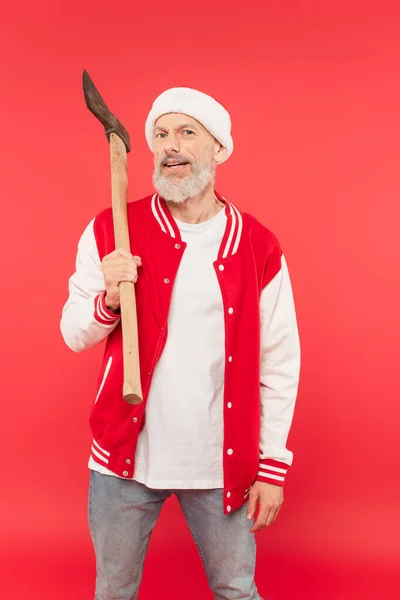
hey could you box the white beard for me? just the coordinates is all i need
[152,152,215,204]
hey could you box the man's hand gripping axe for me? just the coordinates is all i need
[82,70,143,405]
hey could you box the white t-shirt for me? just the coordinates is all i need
[89,207,227,488]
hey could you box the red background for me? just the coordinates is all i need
[1,1,399,598]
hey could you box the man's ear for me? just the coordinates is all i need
[213,140,228,164]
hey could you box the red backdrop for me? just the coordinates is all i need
[1,1,399,598]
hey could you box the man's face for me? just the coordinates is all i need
[152,113,225,203]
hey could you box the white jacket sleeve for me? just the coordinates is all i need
[257,254,301,486]
[60,218,120,353]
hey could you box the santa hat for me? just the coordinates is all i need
[145,87,233,163]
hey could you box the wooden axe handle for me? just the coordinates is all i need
[109,133,143,405]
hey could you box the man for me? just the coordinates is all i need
[60,86,301,600]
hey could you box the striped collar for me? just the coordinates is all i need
[151,192,243,259]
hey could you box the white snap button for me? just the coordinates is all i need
[174,243,181,249]
[227,402,232,408]
[132,417,138,423]
[227,505,232,512]
[227,491,231,498]
[219,264,224,271]
[228,307,234,314]
[227,448,233,455]
[164,278,170,284]
[228,356,232,362]
[122,471,129,476]
[126,458,131,464]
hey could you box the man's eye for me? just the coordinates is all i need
[182,130,194,136]
[156,132,166,139]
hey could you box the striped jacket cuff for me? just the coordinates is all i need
[256,459,289,487]
[93,291,121,325]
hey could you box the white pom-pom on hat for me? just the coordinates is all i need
[145,87,233,164]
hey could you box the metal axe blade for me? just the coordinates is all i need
[82,69,131,152]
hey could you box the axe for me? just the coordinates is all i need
[82,69,143,405]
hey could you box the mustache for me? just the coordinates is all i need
[159,153,192,167]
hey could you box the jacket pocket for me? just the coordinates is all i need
[95,355,113,404]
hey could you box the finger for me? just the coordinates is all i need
[111,257,141,270]
[249,513,269,533]
[270,503,282,524]
[107,271,137,284]
[246,493,258,520]
[249,505,270,533]
[102,255,134,268]
[105,249,128,259]
[116,248,134,258]
[109,268,137,279]
[266,505,279,527]
[120,271,137,282]
[106,256,137,265]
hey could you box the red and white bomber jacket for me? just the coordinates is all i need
[60,191,301,515]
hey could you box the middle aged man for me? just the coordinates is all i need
[60,86,301,600]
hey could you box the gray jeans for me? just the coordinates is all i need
[88,470,264,600]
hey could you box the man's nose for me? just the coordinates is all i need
[163,132,180,154]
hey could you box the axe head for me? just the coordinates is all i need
[83,70,131,152]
